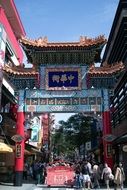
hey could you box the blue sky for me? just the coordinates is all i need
[14,0,119,124]
[15,0,119,41]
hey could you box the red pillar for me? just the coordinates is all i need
[102,111,113,168]
[14,111,25,186]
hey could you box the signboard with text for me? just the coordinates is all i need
[47,165,74,186]
[46,68,81,90]
[16,144,22,158]
[23,89,108,113]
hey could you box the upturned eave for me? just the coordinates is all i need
[88,61,124,76]
[20,35,107,48]
[3,65,38,76]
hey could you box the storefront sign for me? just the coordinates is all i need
[11,134,24,142]
[16,144,22,158]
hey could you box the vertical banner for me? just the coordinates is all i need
[16,144,22,158]
[0,24,6,110]
[106,144,112,158]
[42,113,49,150]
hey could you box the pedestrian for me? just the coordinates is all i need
[36,161,44,184]
[81,160,91,190]
[92,162,100,188]
[101,163,112,190]
[114,162,125,190]
[29,164,33,179]
[23,160,29,180]
[74,163,83,189]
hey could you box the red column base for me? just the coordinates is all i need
[103,141,113,168]
[14,111,25,186]
[102,111,113,169]
[14,171,23,186]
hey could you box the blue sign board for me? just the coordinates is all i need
[21,89,109,113]
[45,68,81,90]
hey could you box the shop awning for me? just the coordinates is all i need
[113,134,127,144]
[0,142,13,153]
[25,143,42,154]
[31,147,43,154]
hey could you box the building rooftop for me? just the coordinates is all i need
[20,35,106,48]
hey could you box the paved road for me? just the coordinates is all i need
[34,188,127,190]
[1,183,127,190]
[0,183,35,190]
[34,186,127,190]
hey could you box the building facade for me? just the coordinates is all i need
[102,0,127,169]
[0,0,25,184]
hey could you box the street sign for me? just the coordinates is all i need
[11,134,24,142]
[103,134,116,142]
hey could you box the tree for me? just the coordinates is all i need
[52,113,92,160]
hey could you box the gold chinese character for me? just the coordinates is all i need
[60,74,67,83]
[68,74,74,83]
[52,75,60,83]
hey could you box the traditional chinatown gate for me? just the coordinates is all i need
[13,35,117,186]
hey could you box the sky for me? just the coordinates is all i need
[15,0,119,41]
[14,0,119,124]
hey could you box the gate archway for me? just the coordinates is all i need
[9,35,124,185]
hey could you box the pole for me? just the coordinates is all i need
[102,89,113,168]
[14,90,25,186]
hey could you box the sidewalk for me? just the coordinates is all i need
[0,183,36,190]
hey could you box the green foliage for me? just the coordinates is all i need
[51,113,92,159]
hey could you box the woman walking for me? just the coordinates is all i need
[114,163,125,190]
[92,162,100,188]
[101,163,112,190]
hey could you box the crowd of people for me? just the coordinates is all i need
[74,160,125,190]
[23,158,125,189]
[23,159,47,184]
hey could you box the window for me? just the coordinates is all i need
[119,95,124,102]
[119,88,123,96]
[114,97,117,103]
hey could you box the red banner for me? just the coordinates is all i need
[46,165,74,186]
[42,114,49,145]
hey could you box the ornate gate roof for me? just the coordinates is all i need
[3,35,124,89]
[20,35,107,65]
[3,61,124,77]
